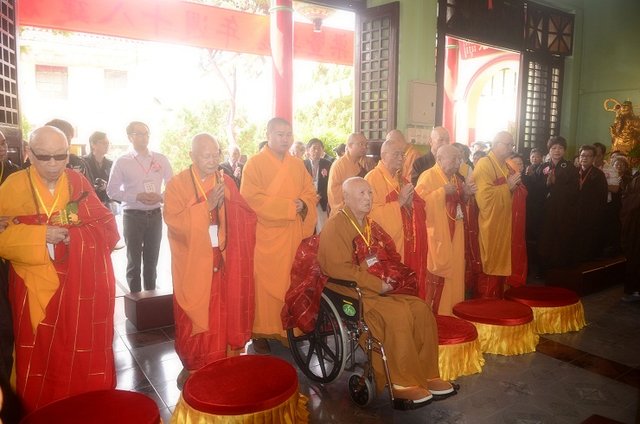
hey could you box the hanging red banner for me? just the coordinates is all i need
[17,0,354,66]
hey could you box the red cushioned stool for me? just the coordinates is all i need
[453,299,539,355]
[20,389,160,424]
[504,286,586,334]
[436,315,484,380]
[172,355,308,423]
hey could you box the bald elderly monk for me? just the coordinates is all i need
[365,138,428,299]
[318,177,454,404]
[473,131,521,298]
[327,132,369,215]
[164,134,256,387]
[411,126,451,186]
[386,129,420,182]
[241,117,317,352]
[0,126,119,412]
[416,145,470,315]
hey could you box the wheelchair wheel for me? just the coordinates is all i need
[287,293,348,383]
[348,374,375,407]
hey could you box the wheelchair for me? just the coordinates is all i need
[286,278,432,410]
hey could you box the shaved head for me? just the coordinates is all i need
[436,144,462,177]
[346,133,368,160]
[492,131,515,161]
[436,144,459,161]
[190,133,221,177]
[342,177,372,219]
[385,129,406,145]
[380,138,405,174]
[29,126,69,184]
[430,126,450,155]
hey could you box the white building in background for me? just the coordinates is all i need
[18,27,273,156]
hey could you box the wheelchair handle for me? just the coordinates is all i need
[327,278,357,288]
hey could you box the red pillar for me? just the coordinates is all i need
[270,0,293,122]
[443,37,459,142]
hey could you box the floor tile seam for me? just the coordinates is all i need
[537,337,639,389]
[126,340,171,409]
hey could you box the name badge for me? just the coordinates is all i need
[209,225,219,247]
[143,179,156,193]
[47,242,55,260]
[365,254,378,268]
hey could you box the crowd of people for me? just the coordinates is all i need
[0,117,639,418]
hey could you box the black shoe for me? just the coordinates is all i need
[252,338,271,354]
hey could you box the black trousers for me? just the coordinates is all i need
[123,209,162,293]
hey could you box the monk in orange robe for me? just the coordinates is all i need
[0,126,118,412]
[416,145,469,315]
[365,138,428,299]
[385,129,421,183]
[473,131,521,298]
[164,134,256,387]
[327,132,368,215]
[240,118,317,351]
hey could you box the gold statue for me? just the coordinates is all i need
[604,98,640,163]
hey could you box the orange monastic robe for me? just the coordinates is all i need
[402,144,421,182]
[164,169,256,371]
[241,147,317,339]
[474,152,512,276]
[365,162,428,299]
[327,151,366,216]
[416,165,466,316]
[0,169,118,412]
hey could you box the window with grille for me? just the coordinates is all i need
[355,2,398,143]
[0,0,18,125]
[35,65,69,100]
[519,55,563,153]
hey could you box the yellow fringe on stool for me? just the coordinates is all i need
[171,392,309,424]
[438,339,485,381]
[472,321,539,355]
[531,301,586,334]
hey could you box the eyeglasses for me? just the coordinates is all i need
[30,150,69,161]
[130,132,150,138]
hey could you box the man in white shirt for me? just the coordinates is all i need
[107,121,173,293]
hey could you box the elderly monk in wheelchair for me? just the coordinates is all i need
[317,176,454,405]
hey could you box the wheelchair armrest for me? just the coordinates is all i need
[327,278,357,288]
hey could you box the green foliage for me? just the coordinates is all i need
[159,102,261,172]
[295,63,353,155]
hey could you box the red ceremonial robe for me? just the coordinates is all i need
[384,185,428,300]
[508,182,528,287]
[3,169,118,412]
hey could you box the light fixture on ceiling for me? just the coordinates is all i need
[294,2,335,33]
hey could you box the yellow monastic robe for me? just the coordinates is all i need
[473,152,512,276]
[0,170,69,329]
[240,147,317,339]
[327,151,365,216]
[402,145,421,182]
[365,162,405,259]
[415,165,465,316]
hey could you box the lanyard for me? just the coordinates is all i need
[381,170,401,194]
[488,152,508,180]
[340,209,371,247]
[190,166,210,201]
[579,166,592,189]
[29,168,62,221]
[133,153,155,175]
[0,161,4,183]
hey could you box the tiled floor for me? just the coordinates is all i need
[113,283,640,424]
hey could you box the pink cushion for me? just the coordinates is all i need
[20,390,160,424]
[436,315,478,345]
[183,355,298,415]
[504,286,580,307]
[453,299,533,326]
